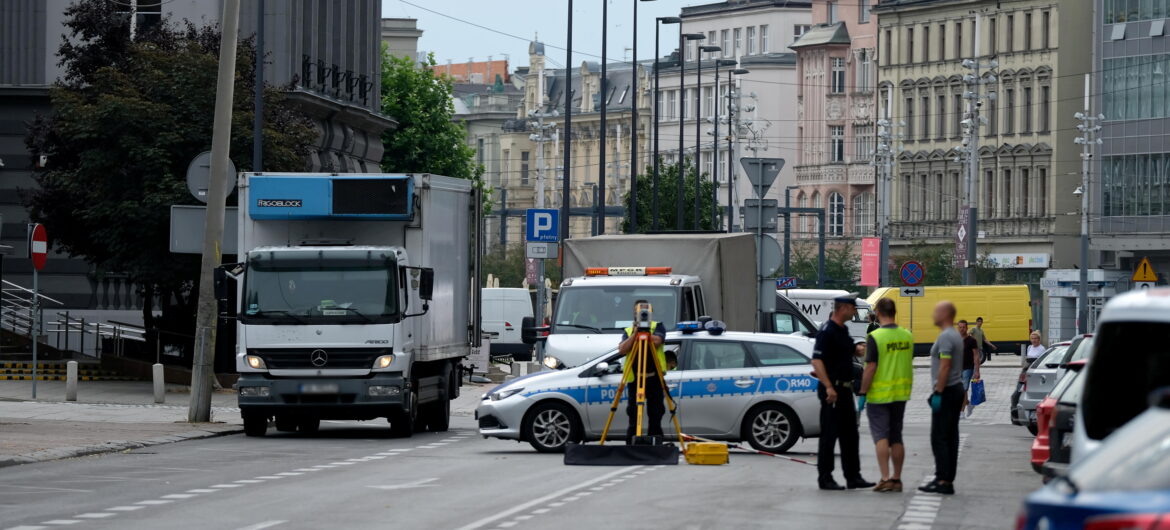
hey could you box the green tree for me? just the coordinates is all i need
[621,159,718,233]
[789,240,862,293]
[480,244,562,289]
[890,241,999,286]
[24,1,315,337]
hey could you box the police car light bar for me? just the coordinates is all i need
[584,267,673,277]
[676,321,702,334]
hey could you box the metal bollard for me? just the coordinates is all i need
[65,360,78,401]
[152,363,165,404]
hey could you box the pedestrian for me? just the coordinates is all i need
[958,320,981,417]
[858,298,914,493]
[970,317,997,360]
[866,312,880,335]
[1025,332,1046,361]
[616,299,667,445]
[919,301,965,495]
[811,296,875,491]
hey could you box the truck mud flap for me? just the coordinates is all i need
[415,375,445,405]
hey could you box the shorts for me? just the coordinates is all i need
[866,401,907,444]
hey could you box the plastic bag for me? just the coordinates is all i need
[970,379,986,407]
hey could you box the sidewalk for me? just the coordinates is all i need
[913,353,1029,369]
[0,379,242,468]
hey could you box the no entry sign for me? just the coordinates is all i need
[30,223,47,271]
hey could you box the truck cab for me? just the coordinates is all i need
[532,267,704,369]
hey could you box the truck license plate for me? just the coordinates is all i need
[300,383,339,394]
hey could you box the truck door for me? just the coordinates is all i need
[693,285,706,318]
[681,287,697,322]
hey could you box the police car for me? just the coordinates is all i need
[476,323,822,453]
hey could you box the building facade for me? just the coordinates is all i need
[874,0,1089,282]
[380,17,423,62]
[790,0,879,243]
[435,59,511,85]
[1093,0,1170,284]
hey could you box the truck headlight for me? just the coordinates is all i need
[245,355,267,369]
[372,355,394,369]
[239,386,270,397]
[490,387,524,401]
[543,356,563,370]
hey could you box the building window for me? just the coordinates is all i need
[939,23,947,61]
[989,17,997,55]
[118,1,162,35]
[684,88,693,119]
[983,169,994,215]
[476,138,484,166]
[707,31,716,58]
[854,125,874,162]
[793,24,810,45]
[1038,167,1048,215]
[921,95,930,140]
[521,151,530,185]
[923,26,931,62]
[1003,169,1013,217]
[722,29,731,57]
[704,86,714,118]
[828,1,839,24]
[937,94,946,140]
[830,126,845,162]
[828,192,845,236]
[798,193,809,236]
[987,93,998,136]
[907,27,915,63]
[884,30,892,65]
[1023,86,1033,133]
[734,28,742,57]
[905,97,915,138]
[1006,14,1015,52]
[856,49,874,92]
[1004,87,1015,133]
[760,25,770,53]
[1021,168,1031,216]
[859,0,871,23]
[1042,11,1051,48]
[1024,12,1033,51]
[852,192,873,235]
[831,57,846,93]
[686,40,694,61]
[703,151,714,179]
[955,20,963,59]
[665,90,676,120]
[747,26,756,55]
[953,93,963,139]
[1038,84,1050,132]
[900,174,912,221]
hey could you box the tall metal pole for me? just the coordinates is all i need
[963,14,983,286]
[598,0,607,235]
[1077,74,1093,334]
[784,187,793,278]
[693,52,702,229]
[190,0,241,423]
[630,0,639,233]
[252,0,264,172]
[31,265,38,399]
[878,87,893,287]
[676,31,685,230]
[652,22,662,231]
[562,0,573,249]
[727,68,734,232]
[712,60,720,227]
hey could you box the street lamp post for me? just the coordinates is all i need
[696,45,720,230]
[561,0,573,250]
[706,54,732,228]
[631,0,656,233]
[652,17,681,231]
[598,0,608,234]
[727,67,749,232]
[678,32,705,230]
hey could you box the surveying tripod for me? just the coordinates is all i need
[597,330,685,449]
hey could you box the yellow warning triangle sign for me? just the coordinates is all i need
[1133,257,1158,282]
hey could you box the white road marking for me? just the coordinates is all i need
[0,485,94,494]
[6,526,48,530]
[40,521,81,525]
[105,506,145,512]
[274,472,303,476]
[134,500,173,505]
[234,521,287,530]
[161,494,197,499]
[187,489,218,493]
[254,476,284,480]
[234,479,264,484]
[211,484,243,488]
[293,468,318,472]
[454,466,639,530]
[531,509,550,515]
[329,462,354,466]
[72,514,114,519]
[367,478,438,491]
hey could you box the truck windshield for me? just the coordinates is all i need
[553,286,679,333]
[242,264,398,324]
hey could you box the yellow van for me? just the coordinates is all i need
[866,285,1033,356]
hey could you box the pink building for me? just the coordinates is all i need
[789,0,878,242]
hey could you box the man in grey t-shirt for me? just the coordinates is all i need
[919,301,965,496]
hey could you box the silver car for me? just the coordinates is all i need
[476,330,822,453]
[1018,335,1094,433]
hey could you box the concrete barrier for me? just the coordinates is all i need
[152,363,165,404]
[65,361,78,401]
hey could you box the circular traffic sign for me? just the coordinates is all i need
[30,223,47,271]
[900,261,924,287]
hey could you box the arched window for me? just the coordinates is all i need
[852,192,874,236]
[810,192,822,237]
[828,192,845,237]
[797,192,808,238]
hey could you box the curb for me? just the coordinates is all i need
[0,425,243,469]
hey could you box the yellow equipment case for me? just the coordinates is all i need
[684,442,729,465]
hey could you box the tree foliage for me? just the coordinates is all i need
[24,0,315,333]
[481,244,561,289]
[891,241,999,286]
[621,159,718,233]
[379,49,481,180]
[790,240,862,293]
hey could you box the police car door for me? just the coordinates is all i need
[583,343,682,437]
[676,339,760,436]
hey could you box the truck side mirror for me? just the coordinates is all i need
[419,268,435,301]
[521,316,549,345]
[213,266,230,301]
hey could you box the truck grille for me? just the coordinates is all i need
[252,348,389,369]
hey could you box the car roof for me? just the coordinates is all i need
[664,330,813,346]
[1099,288,1170,324]
[565,275,699,286]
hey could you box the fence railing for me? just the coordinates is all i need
[0,279,65,347]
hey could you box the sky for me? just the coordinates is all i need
[383,0,702,70]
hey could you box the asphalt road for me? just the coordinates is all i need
[0,373,1038,530]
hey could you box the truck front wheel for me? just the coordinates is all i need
[389,392,417,438]
[243,412,268,437]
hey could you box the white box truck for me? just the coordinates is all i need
[229,173,480,437]
[525,233,756,368]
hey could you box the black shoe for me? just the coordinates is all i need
[917,480,956,495]
[818,477,845,490]
[846,477,876,489]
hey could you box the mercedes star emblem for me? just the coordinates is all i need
[310,349,328,367]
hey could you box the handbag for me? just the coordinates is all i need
[970,379,987,407]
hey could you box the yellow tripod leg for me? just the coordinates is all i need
[634,336,648,438]
[598,347,637,445]
[648,344,686,453]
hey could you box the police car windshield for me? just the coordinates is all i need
[553,286,679,334]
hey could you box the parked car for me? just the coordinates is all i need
[1017,341,1072,434]
[482,288,535,361]
[1042,361,1089,480]
[1028,363,1079,474]
[1017,388,1170,530]
[477,326,821,453]
[1073,288,1170,464]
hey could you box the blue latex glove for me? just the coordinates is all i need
[928,392,942,411]
[857,395,867,413]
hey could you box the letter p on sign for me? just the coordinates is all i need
[526,208,560,243]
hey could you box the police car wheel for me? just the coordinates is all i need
[523,401,582,453]
[742,403,799,453]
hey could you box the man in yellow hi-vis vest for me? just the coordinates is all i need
[616,299,667,444]
[858,297,914,493]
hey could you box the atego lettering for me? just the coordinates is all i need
[257,199,303,208]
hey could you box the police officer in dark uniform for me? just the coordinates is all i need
[811,296,875,490]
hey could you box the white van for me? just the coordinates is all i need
[482,288,535,361]
[1072,287,1170,464]
[778,289,872,340]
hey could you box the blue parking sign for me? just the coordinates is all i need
[526,209,559,242]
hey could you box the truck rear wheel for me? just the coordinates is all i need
[243,412,268,437]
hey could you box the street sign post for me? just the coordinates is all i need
[955,209,970,268]
[28,223,46,399]
[740,158,786,331]
[1133,257,1158,289]
[899,261,925,287]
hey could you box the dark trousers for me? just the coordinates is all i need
[626,380,665,443]
[930,384,965,482]
[817,385,861,480]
